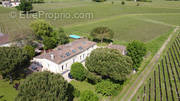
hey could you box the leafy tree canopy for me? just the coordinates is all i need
[23,45,35,59]
[70,62,87,81]
[86,48,133,81]
[0,47,30,79]
[16,71,73,101]
[79,90,99,101]
[86,72,102,84]
[92,0,106,2]
[43,36,57,50]
[91,27,114,43]
[29,0,44,3]
[30,20,53,40]
[126,40,147,70]
[95,80,120,96]
[31,20,69,50]
[16,0,33,13]
[52,28,70,45]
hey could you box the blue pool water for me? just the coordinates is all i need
[69,35,81,39]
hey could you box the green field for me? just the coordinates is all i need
[0,80,18,101]
[1,0,180,43]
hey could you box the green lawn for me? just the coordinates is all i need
[70,80,107,101]
[64,15,172,42]
[1,0,180,42]
[0,80,18,101]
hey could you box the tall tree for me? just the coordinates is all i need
[126,40,147,70]
[0,47,30,80]
[43,36,57,50]
[31,20,69,50]
[16,0,33,13]
[23,45,35,59]
[30,20,53,40]
[91,27,114,43]
[16,71,73,101]
[52,28,69,45]
[86,48,133,81]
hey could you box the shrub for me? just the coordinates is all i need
[92,0,106,2]
[121,1,125,5]
[73,88,80,97]
[70,63,87,81]
[16,0,33,13]
[127,40,147,70]
[126,0,152,2]
[86,48,133,81]
[136,3,140,6]
[95,80,120,96]
[86,72,102,84]
[29,0,44,3]
[79,90,99,101]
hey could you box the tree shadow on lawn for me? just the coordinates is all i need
[93,38,113,43]
[102,76,125,85]
[0,95,4,99]
[0,95,7,101]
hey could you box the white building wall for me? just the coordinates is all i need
[33,45,97,74]
[33,58,59,73]
[2,1,20,7]
[0,43,12,47]
[11,2,20,7]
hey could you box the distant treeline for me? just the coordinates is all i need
[29,0,44,3]
[166,0,180,1]
[92,0,106,2]
[126,0,152,2]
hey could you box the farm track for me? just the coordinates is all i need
[134,33,180,101]
[116,26,179,101]
[134,18,176,27]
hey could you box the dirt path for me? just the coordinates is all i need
[118,26,179,101]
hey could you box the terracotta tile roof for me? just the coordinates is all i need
[35,39,96,64]
[0,33,9,45]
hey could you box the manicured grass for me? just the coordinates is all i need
[146,28,173,55]
[65,15,172,42]
[70,80,106,101]
[1,0,180,39]
[139,13,180,26]
[0,80,18,101]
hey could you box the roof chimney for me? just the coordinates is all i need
[50,54,55,60]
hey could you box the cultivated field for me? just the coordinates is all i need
[1,0,180,43]
[132,34,180,101]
